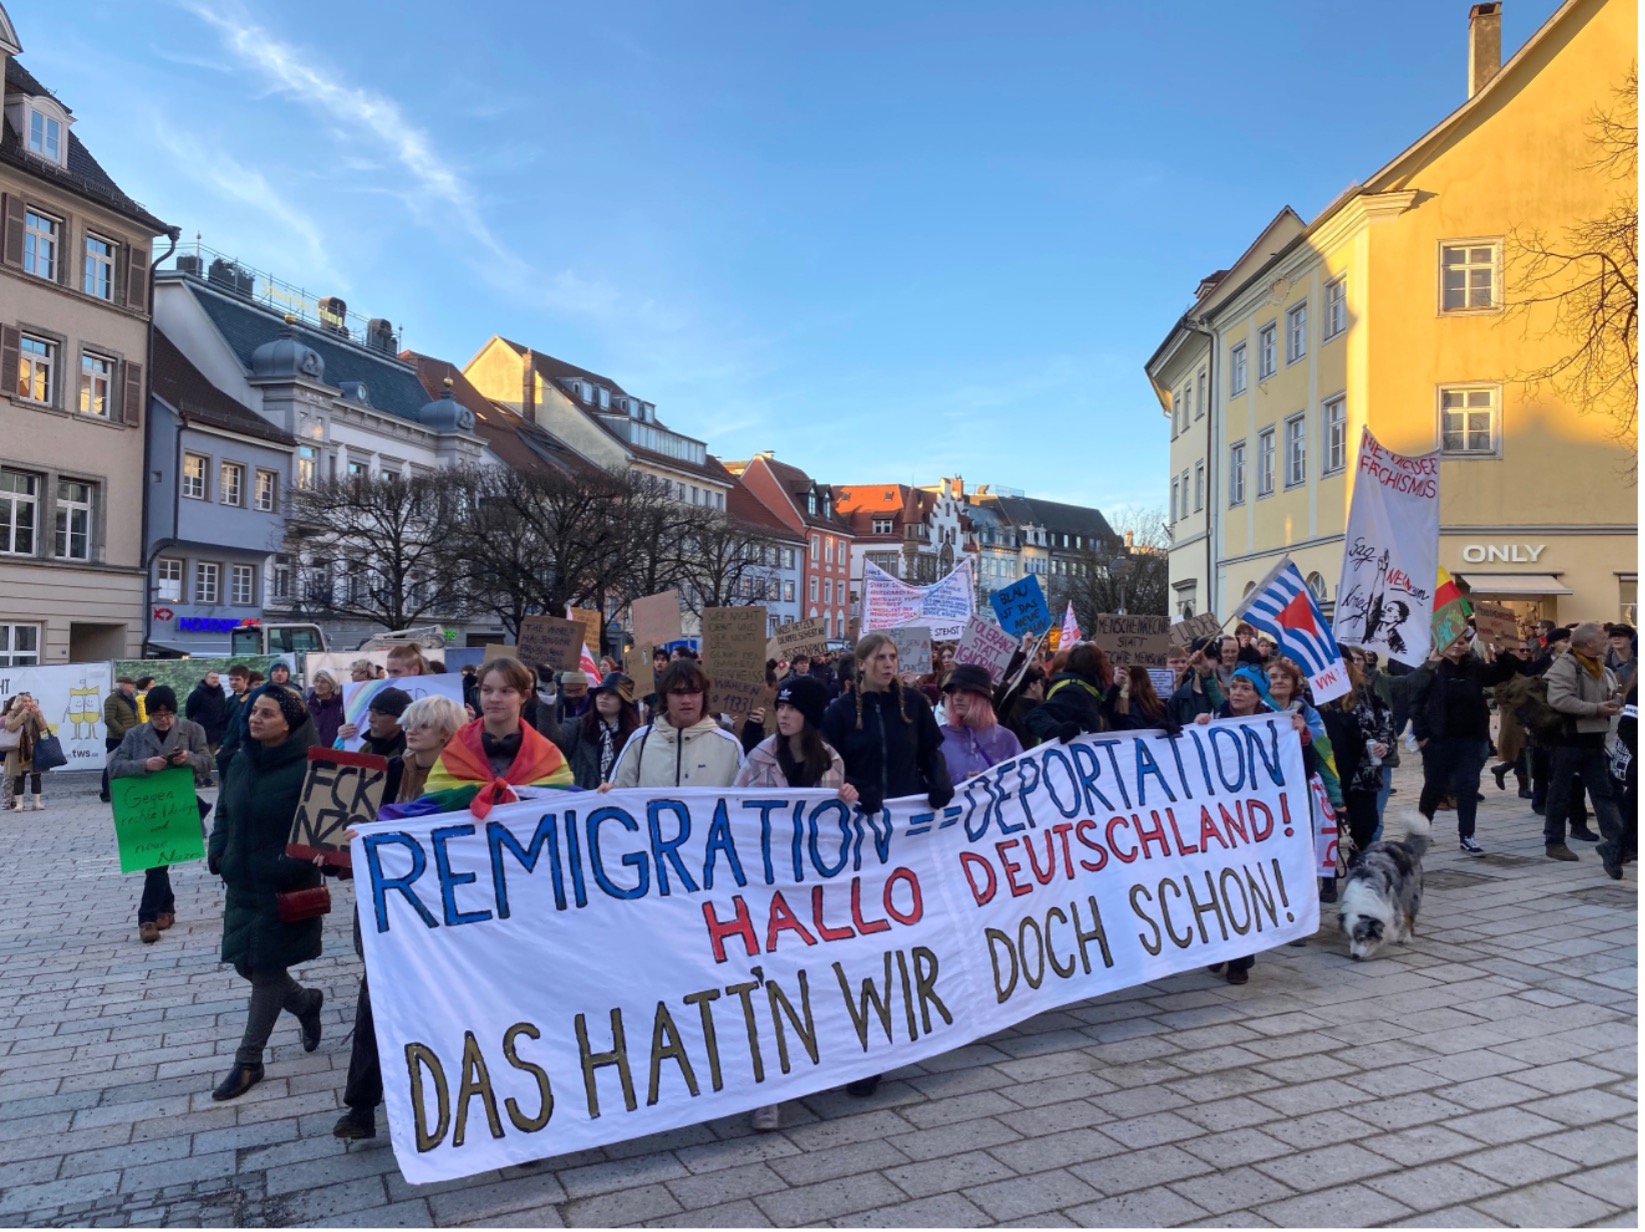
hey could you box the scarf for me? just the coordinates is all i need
[597,720,619,782]
[424,718,573,818]
[1574,649,1606,679]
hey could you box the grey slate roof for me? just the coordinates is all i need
[986,495,1117,547]
[184,278,431,424]
[1,58,169,233]
[152,330,295,447]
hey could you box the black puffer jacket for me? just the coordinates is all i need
[1411,655,1520,743]
[186,682,231,745]
[208,720,322,978]
[821,686,953,815]
[1024,673,1107,745]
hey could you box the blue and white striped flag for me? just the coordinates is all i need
[1229,556,1350,703]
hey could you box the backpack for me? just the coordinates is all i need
[1502,673,1571,744]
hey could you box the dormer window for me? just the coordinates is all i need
[598,387,610,409]
[823,492,832,518]
[578,381,593,404]
[807,489,817,516]
[20,98,70,169]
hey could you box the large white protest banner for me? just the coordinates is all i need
[0,661,112,767]
[861,558,975,637]
[1332,427,1441,666]
[355,714,1317,1183]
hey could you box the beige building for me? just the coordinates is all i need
[0,6,172,663]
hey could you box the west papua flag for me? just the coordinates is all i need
[1060,601,1081,646]
[1229,555,1350,703]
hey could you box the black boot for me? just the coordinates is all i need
[211,1062,264,1102]
[1492,764,1509,791]
[332,1105,377,1140]
[298,988,324,1052]
[845,1074,882,1097]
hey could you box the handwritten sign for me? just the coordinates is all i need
[1091,613,1171,669]
[889,625,933,675]
[861,558,975,634]
[704,607,767,717]
[773,617,829,661]
[623,644,656,699]
[989,576,1051,637]
[517,615,584,674]
[1473,603,1519,646]
[482,643,516,663]
[567,606,603,656]
[630,591,683,647]
[955,616,1017,682]
[110,767,203,874]
[287,749,388,869]
[1168,611,1223,648]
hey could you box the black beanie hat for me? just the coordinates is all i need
[369,686,413,719]
[264,684,309,732]
[775,675,828,731]
[145,685,178,715]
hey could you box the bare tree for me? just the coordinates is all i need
[1506,64,1638,469]
[676,510,783,616]
[285,472,465,631]
[1055,505,1170,625]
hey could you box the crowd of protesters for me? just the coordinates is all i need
[93,608,1634,1142]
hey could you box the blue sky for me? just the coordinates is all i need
[18,0,1563,512]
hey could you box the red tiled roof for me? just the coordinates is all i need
[403,351,597,478]
[727,481,803,540]
[152,331,294,446]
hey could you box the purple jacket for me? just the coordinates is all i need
[938,722,1023,782]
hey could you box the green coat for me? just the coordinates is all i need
[208,720,321,978]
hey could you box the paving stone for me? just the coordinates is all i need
[1179,1128,1293,1169]
[767,1139,912,1187]
[1561,1160,1640,1209]
[1446,1106,1570,1144]
[1386,1203,1509,1226]
[1065,1184,1211,1227]
[1098,1110,1206,1149]
[1532,1122,1639,1166]
[1521,1088,1638,1126]
[561,1180,682,1227]
[753,1174,905,1224]
[1359,1123,1485,1166]
[1167,1168,1296,1217]
[650,1198,771,1228]
[1474,1179,1620,1227]
[1069,1144,1207,1196]
[1363,1161,1507,1211]
[882,1148,1016,1199]
[1256,1183,1414,1227]
[424,1171,569,1225]
[885,1115,1022,1162]
[832,1191,992,1227]
[986,1126,1120,1176]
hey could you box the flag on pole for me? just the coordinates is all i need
[579,643,601,680]
[1060,602,1081,647]
[1228,556,1350,703]
[1430,566,1472,651]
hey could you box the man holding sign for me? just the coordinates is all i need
[108,686,212,945]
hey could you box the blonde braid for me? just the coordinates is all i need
[891,677,911,724]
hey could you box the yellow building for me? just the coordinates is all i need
[1151,0,1637,630]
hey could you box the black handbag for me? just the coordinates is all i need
[31,733,66,772]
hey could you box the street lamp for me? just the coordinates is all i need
[1110,555,1133,615]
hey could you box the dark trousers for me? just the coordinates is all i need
[100,736,121,800]
[1546,745,1623,859]
[1342,790,1380,854]
[138,867,173,924]
[1419,737,1489,838]
[343,975,382,1112]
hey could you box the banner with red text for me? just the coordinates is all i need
[861,557,975,636]
[355,714,1316,1183]
[1332,427,1441,666]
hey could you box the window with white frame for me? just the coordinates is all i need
[824,579,833,604]
[1229,342,1247,395]
[1323,278,1347,340]
[1440,243,1499,311]
[1180,469,1190,517]
[195,562,220,604]
[1196,368,1207,419]
[808,576,818,602]
[156,558,184,602]
[254,469,277,512]
[17,334,54,404]
[22,209,58,280]
[783,580,795,602]
[0,623,40,668]
[871,518,892,535]
[0,470,39,555]
[181,453,207,500]
[53,479,92,560]
[825,538,834,564]
[79,352,113,417]
[1170,478,1179,522]
[1286,302,1308,364]
[1440,386,1497,454]
[1323,395,1347,474]
[296,445,317,490]
[1284,413,1307,486]
[83,235,116,300]
[810,534,820,557]
[1229,441,1247,506]
[231,564,255,606]
[272,555,292,602]
[1194,461,1205,511]
[27,108,64,165]
[1258,323,1277,379]
[1257,428,1276,496]
[219,462,244,506]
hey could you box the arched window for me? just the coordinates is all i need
[1306,572,1328,600]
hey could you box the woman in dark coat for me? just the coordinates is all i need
[206,686,325,1102]
[556,673,641,790]
[1024,642,1112,746]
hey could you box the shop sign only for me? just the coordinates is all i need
[1460,544,1546,564]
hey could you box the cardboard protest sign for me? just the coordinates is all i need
[989,575,1051,638]
[630,591,684,647]
[954,616,1017,682]
[286,748,388,869]
[1091,613,1171,669]
[567,606,603,656]
[340,676,468,752]
[773,617,829,661]
[703,606,767,716]
[517,616,584,674]
[1168,610,1223,647]
[354,713,1316,1183]
[1473,602,1519,646]
[482,643,517,663]
[623,644,656,699]
[889,625,933,675]
[110,767,203,874]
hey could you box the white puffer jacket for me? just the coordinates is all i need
[607,717,745,789]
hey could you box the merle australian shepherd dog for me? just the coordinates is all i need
[1338,813,1431,960]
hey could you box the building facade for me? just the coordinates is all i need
[727,453,853,640]
[0,11,172,663]
[726,482,805,634]
[1152,0,1638,629]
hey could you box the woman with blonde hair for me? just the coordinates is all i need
[4,693,49,811]
[306,671,344,750]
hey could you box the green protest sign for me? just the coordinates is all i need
[110,767,204,874]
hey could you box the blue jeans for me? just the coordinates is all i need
[1372,764,1392,842]
[1419,737,1490,838]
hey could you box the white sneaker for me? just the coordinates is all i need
[750,1104,780,1132]
[1460,836,1484,854]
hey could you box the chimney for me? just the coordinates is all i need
[948,476,964,500]
[520,348,536,424]
[1125,529,1135,550]
[1468,3,1502,98]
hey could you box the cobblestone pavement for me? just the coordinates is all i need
[0,764,1635,1228]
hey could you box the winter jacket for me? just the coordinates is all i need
[1023,673,1107,745]
[4,706,47,775]
[103,691,140,742]
[608,717,745,790]
[555,716,637,790]
[1544,652,1620,743]
[939,722,1023,781]
[207,720,323,979]
[734,736,846,789]
[821,687,953,815]
[1322,691,1394,797]
[306,690,344,751]
[1100,682,1170,733]
[1165,673,1216,729]
[1411,655,1520,743]
[109,717,213,783]
[215,690,252,775]
[185,682,231,745]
